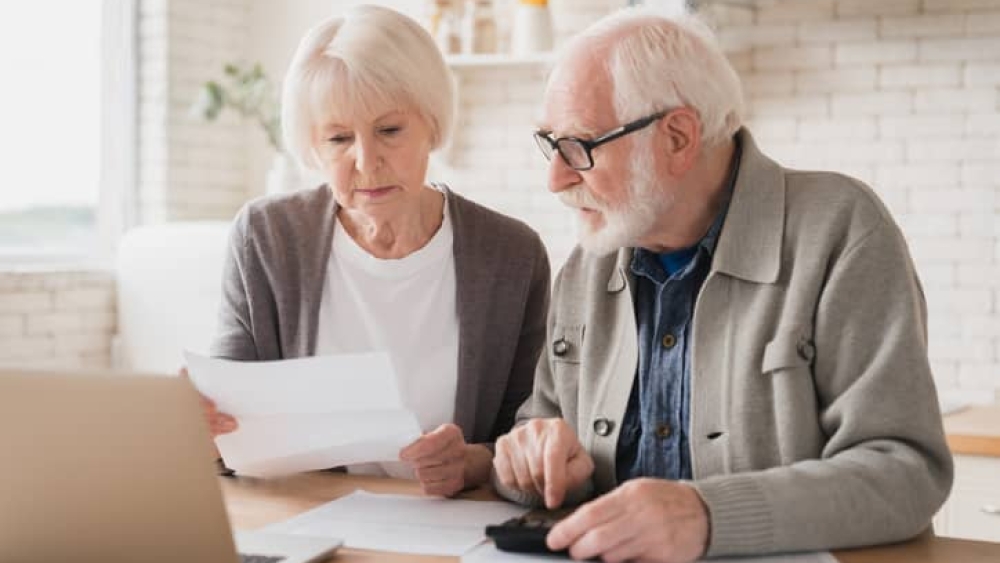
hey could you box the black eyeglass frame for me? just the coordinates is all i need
[533,110,669,171]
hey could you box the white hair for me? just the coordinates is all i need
[563,6,744,147]
[281,4,455,170]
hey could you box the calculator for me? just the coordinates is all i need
[484,514,567,555]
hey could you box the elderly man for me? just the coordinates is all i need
[492,7,953,563]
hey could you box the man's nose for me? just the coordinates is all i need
[548,153,582,194]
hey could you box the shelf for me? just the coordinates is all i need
[445,52,554,69]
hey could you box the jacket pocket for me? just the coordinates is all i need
[762,328,815,375]
[548,324,584,416]
[549,324,584,364]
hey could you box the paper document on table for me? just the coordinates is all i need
[265,490,529,556]
[184,351,422,477]
[464,543,837,562]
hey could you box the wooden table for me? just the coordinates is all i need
[221,472,1000,563]
[944,404,1000,457]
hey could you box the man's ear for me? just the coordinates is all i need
[657,108,701,175]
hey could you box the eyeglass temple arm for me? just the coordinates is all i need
[589,111,668,147]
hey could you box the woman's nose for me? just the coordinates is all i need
[353,136,381,175]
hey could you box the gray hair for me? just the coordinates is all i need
[563,7,744,147]
[281,4,455,170]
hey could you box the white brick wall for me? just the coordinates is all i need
[880,14,965,38]
[0,271,116,369]
[879,64,962,89]
[836,40,918,65]
[836,0,921,18]
[138,0,250,224]
[755,0,836,24]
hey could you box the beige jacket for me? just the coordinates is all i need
[500,129,953,557]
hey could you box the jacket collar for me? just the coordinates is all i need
[607,249,632,293]
[712,128,785,284]
[605,127,785,290]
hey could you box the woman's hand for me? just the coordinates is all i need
[399,423,492,497]
[179,367,238,438]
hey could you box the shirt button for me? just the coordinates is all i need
[655,423,672,438]
[553,338,569,356]
[661,333,676,349]
[593,418,614,437]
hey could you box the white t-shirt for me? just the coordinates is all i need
[314,196,459,479]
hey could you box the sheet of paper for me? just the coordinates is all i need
[184,351,422,477]
[265,490,529,556]
[464,542,838,563]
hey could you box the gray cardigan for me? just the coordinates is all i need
[210,184,551,445]
[499,129,953,556]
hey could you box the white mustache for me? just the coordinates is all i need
[557,186,607,212]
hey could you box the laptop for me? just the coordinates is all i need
[0,369,342,563]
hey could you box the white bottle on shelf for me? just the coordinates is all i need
[433,0,462,55]
[461,0,498,54]
[510,0,553,56]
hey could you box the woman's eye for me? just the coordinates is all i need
[379,126,402,136]
[327,135,352,144]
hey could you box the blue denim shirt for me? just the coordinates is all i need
[615,144,741,483]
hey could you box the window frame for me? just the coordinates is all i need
[0,0,137,269]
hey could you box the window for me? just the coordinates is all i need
[0,0,135,264]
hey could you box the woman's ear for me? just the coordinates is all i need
[657,108,701,176]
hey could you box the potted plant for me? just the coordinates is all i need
[191,62,299,195]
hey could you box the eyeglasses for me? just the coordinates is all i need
[533,110,668,171]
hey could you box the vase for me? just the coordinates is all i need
[510,0,553,56]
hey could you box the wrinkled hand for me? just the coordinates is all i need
[547,478,710,563]
[179,366,238,438]
[400,423,486,497]
[493,418,594,509]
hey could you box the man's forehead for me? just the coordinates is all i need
[540,67,614,136]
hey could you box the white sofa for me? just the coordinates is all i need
[115,221,231,373]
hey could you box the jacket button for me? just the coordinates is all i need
[655,423,672,438]
[553,338,569,356]
[593,418,613,437]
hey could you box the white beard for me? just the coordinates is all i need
[559,138,670,256]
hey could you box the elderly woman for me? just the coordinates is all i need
[199,5,549,496]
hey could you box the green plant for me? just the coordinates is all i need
[192,62,282,152]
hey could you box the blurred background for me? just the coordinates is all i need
[1,0,998,542]
[0,0,998,507]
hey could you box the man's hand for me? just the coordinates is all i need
[547,478,710,563]
[493,418,594,509]
[400,423,489,497]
